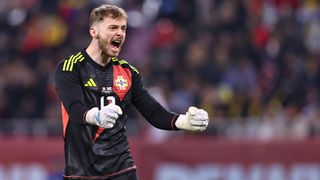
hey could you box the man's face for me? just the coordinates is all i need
[94,17,127,57]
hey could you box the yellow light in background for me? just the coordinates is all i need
[41,15,67,47]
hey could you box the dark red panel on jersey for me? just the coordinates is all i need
[113,65,132,101]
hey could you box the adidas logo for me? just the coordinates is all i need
[84,78,96,87]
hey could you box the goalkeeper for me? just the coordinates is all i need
[55,4,209,180]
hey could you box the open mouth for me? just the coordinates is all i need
[110,39,121,48]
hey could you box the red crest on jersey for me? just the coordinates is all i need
[113,65,132,101]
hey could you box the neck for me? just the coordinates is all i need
[86,40,111,66]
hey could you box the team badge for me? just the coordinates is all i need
[115,76,128,90]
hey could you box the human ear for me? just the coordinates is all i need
[89,26,98,39]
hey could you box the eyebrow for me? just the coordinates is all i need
[108,24,126,27]
[108,24,127,30]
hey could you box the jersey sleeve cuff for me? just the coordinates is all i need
[171,114,180,130]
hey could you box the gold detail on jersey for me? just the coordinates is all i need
[62,52,84,72]
[111,57,139,74]
[84,78,97,87]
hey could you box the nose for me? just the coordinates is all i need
[115,28,125,36]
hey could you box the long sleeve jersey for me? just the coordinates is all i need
[54,50,179,179]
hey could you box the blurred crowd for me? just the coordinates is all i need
[1,0,320,140]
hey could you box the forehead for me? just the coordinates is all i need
[99,17,127,26]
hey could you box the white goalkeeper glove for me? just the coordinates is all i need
[175,106,209,132]
[85,103,123,128]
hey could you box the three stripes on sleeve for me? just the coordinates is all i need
[62,52,84,72]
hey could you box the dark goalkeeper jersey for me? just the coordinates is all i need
[55,50,179,179]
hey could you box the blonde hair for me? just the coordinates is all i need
[89,4,127,27]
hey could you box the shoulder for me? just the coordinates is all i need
[111,57,140,74]
[56,51,86,72]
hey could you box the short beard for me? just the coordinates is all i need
[97,35,109,56]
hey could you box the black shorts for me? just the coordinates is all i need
[63,170,139,180]
[110,170,138,180]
